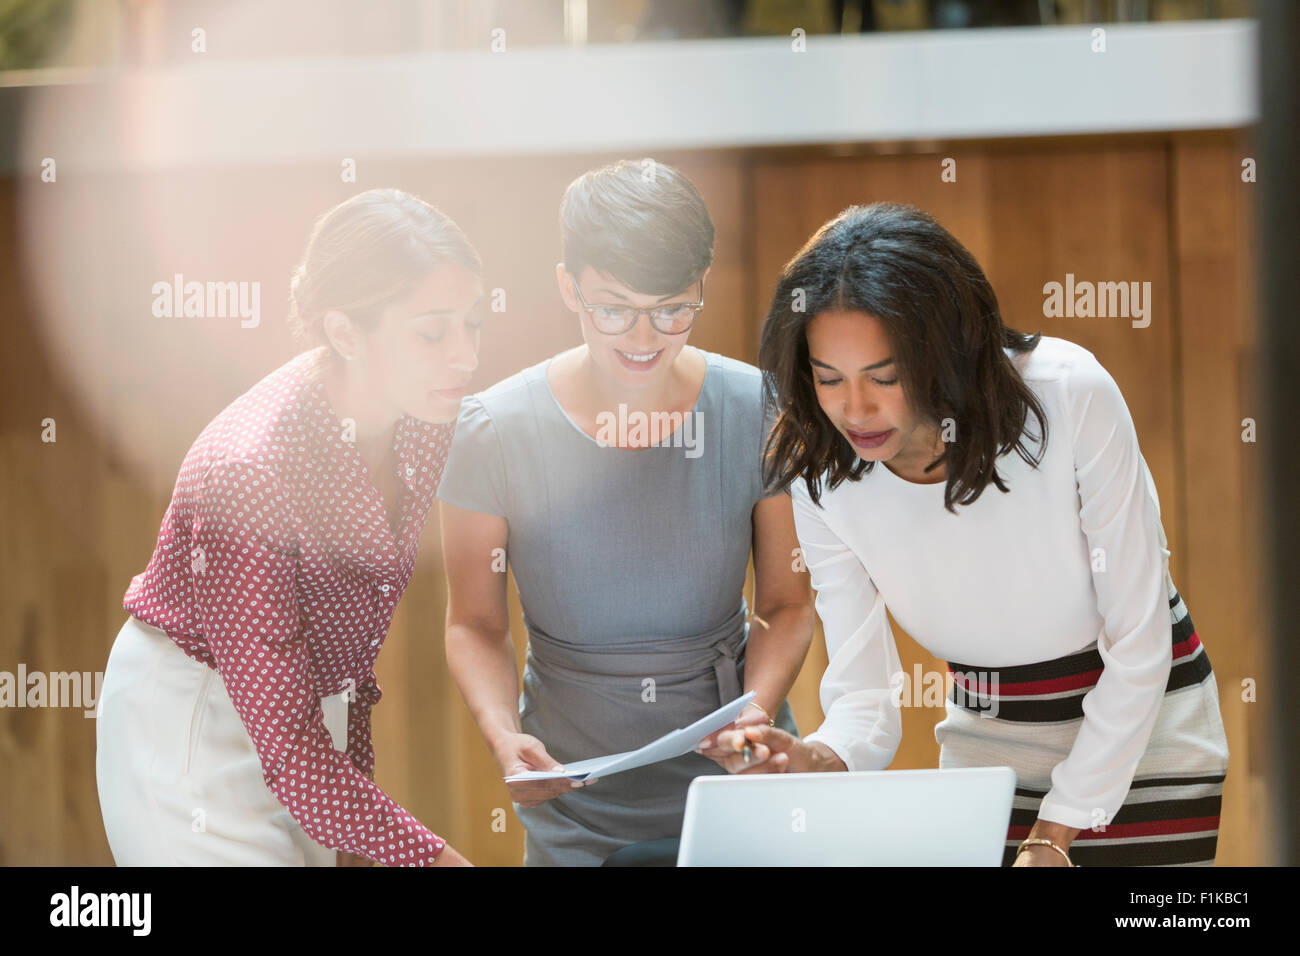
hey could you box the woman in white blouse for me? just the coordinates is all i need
[720,203,1230,866]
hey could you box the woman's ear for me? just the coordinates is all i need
[321,309,359,361]
[555,263,578,312]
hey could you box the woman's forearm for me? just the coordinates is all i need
[445,622,523,755]
[1030,818,1082,849]
[743,601,815,717]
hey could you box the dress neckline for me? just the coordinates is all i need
[878,457,948,488]
[539,347,712,451]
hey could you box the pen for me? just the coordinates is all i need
[737,724,752,764]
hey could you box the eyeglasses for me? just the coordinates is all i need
[569,274,705,335]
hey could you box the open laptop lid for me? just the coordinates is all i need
[677,767,1016,866]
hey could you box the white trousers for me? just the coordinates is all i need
[96,614,348,866]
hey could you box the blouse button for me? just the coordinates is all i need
[379,584,391,594]
[405,464,415,479]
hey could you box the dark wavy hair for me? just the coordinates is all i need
[758,202,1048,514]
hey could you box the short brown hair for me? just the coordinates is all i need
[559,158,714,295]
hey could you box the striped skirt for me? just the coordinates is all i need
[935,584,1230,866]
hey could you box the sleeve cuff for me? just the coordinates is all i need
[1036,795,1111,832]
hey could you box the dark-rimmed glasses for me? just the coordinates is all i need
[569,274,705,335]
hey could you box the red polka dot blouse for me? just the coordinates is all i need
[123,346,453,865]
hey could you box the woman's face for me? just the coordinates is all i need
[805,307,936,468]
[358,263,483,424]
[557,265,706,393]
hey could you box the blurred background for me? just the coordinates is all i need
[0,0,1272,866]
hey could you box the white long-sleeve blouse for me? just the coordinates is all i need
[795,335,1174,830]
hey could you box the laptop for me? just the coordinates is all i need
[677,767,1016,866]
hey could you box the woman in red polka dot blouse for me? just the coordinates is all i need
[96,189,479,867]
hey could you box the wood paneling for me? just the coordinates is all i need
[1171,138,1265,865]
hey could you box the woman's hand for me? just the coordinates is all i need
[494,732,593,807]
[1012,844,1072,867]
[705,724,847,775]
[432,843,474,867]
[693,704,773,768]
[1012,820,1080,866]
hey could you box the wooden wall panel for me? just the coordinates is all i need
[1171,137,1265,865]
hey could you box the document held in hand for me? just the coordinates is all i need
[504,690,757,783]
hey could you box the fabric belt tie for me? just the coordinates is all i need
[522,604,748,708]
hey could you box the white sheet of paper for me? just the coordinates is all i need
[505,690,757,782]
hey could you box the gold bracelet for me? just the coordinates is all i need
[1017,838,1076,867]
[742,701,776,727]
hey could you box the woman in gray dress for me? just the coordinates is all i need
[436,159,814,866]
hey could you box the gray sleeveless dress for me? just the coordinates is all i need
[435,347,798,866]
